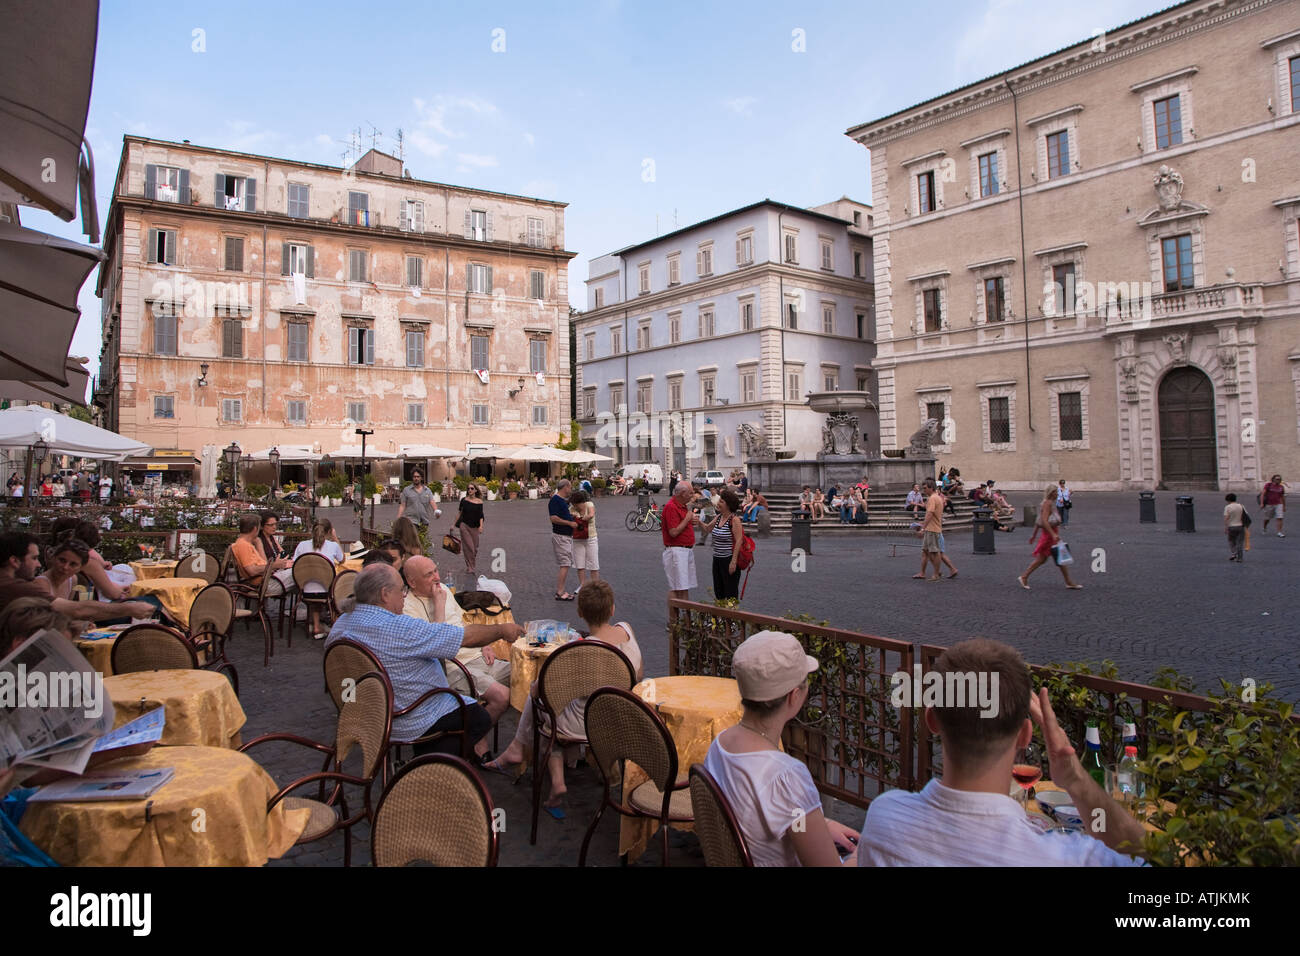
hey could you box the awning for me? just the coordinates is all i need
[0,357,90,405]
[0,0,101,241]
[121,456,199,471]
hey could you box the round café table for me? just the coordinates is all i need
[126,577,208,628]
[620,675,744,861]
[508,634,572,713]
[105,670,246,748]
[20,746,311,866]
[129,559,179,580]
[75,625,130,675]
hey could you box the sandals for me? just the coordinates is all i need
[554,592,575,601]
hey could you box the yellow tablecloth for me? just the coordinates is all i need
[341,557,365,572]
[509,636,565,712]
[620,675,744,861]
[105,670,246,748]
[20,746,310,866]
[129,560,179,580]
[126,576,208,628]
[75,631,120,675]
[461,607,514,665]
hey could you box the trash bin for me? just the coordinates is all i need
[637,488,650,507]
[1139,491,1157,523]
[972,508,996,555]
[1175,495,1195,532]
[790,511,812,555]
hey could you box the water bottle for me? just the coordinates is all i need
[1117,745,1140,803]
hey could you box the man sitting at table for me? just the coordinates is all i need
[232,513,291,586]
[858,638,1145,866]
[327,564,523,757]
[401,555,510,759]
[0,532,53,610]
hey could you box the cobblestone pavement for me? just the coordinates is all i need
[243,490,1295,865]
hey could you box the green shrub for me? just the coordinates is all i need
[428,480,444,496]
[506,481,521,496]
[246,483,269,498]
[593,477,607,491]
[319,474,346,499]
[452,475,470,491]
[486,479,501,494]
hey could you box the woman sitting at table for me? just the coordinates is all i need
[49,519,135,602]
[390,516,425,563]
[485,580,642,810]
[233,514,290,587]
[37,539,158,624]
[256,511,286,564]
[292,519,344,639]
[705,631,859,866]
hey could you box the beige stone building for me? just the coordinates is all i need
[848,0,1300,490]
[95,137,574,482]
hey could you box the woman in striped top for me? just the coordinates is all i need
[702,488,744,600]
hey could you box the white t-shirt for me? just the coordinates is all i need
[703,737,824,867]
[293,538,345,564]
[859,779,1143,867]
[1223,502,1245,527]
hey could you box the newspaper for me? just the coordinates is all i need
[0,629,116,774]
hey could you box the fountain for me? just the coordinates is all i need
[746,391,936,493]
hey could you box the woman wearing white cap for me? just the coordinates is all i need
[704,631,860,866]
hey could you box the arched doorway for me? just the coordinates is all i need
[1158,367,1217,487]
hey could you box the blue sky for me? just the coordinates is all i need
[25,0,1163,387]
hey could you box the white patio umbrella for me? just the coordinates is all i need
[398,443,465,458]
[246,444,320,462]
[560,449,616,464]
[326,445,396,459]
[0,221,104,385]
[0,0,101,241]
[0,405,149,460]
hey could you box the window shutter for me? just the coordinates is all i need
[736,238,742,263]
[415,202,424,232]
[365,329,375,365]
[213,173,225,207]
[147,228,159,264]
[244,177,255,212]
[164,231,176,265]
[235,321,244,357]
[305,246,314,278]
[281,242,290,276]
[464,210,472,239]
[696,250,703,274]
[177,168,190,205]
[485,265,492,293]
[222,320,231,357]
[399,200,408,232]
[466,263,473,292]
[349,327,358,364]
[485,212,493,241]
[144,164,157,200]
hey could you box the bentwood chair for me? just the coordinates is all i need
[175,550,219,584]
[529,640,636,846]
[110,623,200,675]
[371,754,498,867]
[330,569,357,618]
[186,583,240,695]
[688,764,754,867]
[291,553,336,640]
[580,687,693,866]
[241,671,391,867]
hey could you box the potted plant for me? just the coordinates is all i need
[428,479,444,500]
[506,480,521,500]
[452,474,470,498]
[485,478,501,501]
[593,477,607,496]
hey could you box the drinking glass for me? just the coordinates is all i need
[1012,740,1044,805]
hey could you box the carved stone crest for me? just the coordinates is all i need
[1154,165,1184,212]
[1119,358,1139,401]
[1163,331,1189,366]
[821,414,862,456]
[1217,346,1239,394]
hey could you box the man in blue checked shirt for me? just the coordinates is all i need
[326,564,524,758]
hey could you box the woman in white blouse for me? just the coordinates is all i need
[293,519,344,639]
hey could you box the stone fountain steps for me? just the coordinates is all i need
[750,491,988,535]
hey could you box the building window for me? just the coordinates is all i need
[348,249,368,283]
[532,405,548,425]
[611,326,623,355]
[1292,56,1300,112]
[823,371,837,391]
[917,171,936,214]
[214,174,256,212]
[637,383,652,414]
[783,232,798,264]
[287,400,306,424]
[695,244,713,277]
[224,237,244,272]
[526,217,544,247]
[785,367,802,401]
[822,305,834,334]
[406,330,425,368]
[854,251,864,277]
[741,300,754,331]
[406,256,423,288]
[594,288,605,309]
[407,403,425,424]
[820,240,833,271]
[468,210,488,241]
[741,369,756,403]
[610,385,624,412]
[288,183,309,218]
[529,270,545,300]
[346,402,367,423]
[639,263,650,295]
[1058,392,1083,441]
[669,312,681,343]
[1046,130,1070,179]
[699,309,714,337]
[669,380,682,410]
[287,322,309,362]
[926,401,945,425]
[347,192,370,226]
[988,397,1010,444]
[222,319,243,359]
[584,333,595,361]
[348,327,375,365]
[1153,95,1182,150]
[856,373,869,391]
[401,199,425,233]
[530,339,547,373]
[221,399,242,422]
[736,234,753,266]
[582,390,595,418]
[1162,234,1194,291]
[856,312,866,338]
[467,263,492,294]
[923,289,942,333]
[154,313,177,355]
[979,152,999,197]
[637,323,651,350]
[154,396,174,419]
[786,302,798,330]
[471,335,488,371]
[701,373,716,407]
[1053,264,1076,314]
[984,277,1006,322]
[668,254,680,285]
[144,164,188,203]
[473,404,489,425]
[146,228,177,265]
[282,242,313,277]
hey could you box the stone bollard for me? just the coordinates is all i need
[756,509,773,537]
[1023,505,1036,527]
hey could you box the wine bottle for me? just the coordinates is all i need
[1082,724,1106,788]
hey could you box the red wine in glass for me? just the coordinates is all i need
[1012,764,1042,788]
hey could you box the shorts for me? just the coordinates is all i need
[551,534,574,567]
[573,537,600,571]
[922,531,942,553]
[937,533,947,553]
[445,653,512,696]
[1264,504,1284,519]
[662,547,697,591]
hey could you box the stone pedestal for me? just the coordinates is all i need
[748,455,935,494]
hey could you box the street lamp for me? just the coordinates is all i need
[306,458,318,521]
[26,437,48,506]
[355,427,374,530]
[267,447,281,504]
[222,442,241,498]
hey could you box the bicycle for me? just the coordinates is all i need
[625,497,659,531]
[636,508,662,532]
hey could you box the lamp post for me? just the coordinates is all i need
[355,427,373,532]
[267,446,281,504]
[26,437,48,507]
[222,442,241,500]
[307,458,318,521]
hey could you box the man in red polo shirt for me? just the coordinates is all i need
[662,481,700,600]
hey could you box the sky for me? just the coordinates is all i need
[23,0,1165,394]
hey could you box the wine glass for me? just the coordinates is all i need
[1011,740,1043,806]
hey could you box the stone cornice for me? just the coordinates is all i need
[1129,65,1199,93]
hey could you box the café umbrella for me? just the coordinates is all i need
[0,405,150,460]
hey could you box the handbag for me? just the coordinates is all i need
[441,531,461,554]
[1051,542,1074,566]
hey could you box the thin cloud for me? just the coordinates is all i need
[723,96,758,116]
[456,153,499,168]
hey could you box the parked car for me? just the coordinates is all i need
[692,470,726,487]
[620,464,663,492]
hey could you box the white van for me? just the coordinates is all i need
[620,463,663,492]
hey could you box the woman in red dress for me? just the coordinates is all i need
[1018,485,1082,590]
